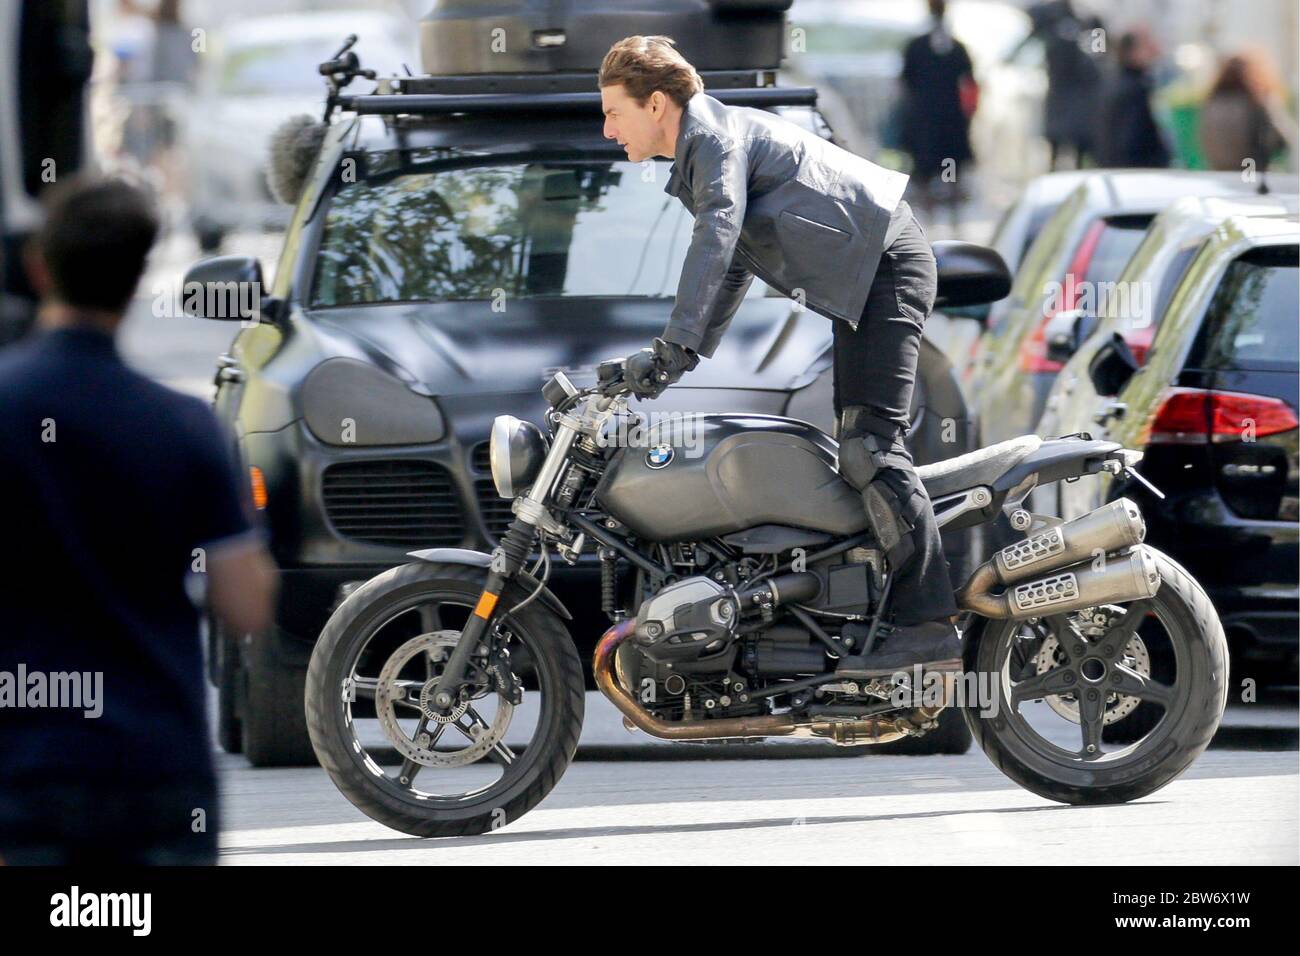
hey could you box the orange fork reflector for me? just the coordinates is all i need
[249,466,268,510]
[473,591,500,619]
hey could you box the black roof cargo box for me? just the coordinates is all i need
[419,0,792,76]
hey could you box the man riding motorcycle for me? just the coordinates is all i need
[598,35,960,671]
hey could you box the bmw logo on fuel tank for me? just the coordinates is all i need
[645,443,675,469]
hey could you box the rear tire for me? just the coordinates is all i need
[961,547,1228,804]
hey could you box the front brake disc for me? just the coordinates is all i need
[374,630,513,768]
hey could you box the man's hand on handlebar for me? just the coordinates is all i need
[623,337,699,400]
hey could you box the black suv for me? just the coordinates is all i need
[187,1,979,765]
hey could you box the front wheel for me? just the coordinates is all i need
[305,561,585,837]
[961,547,1228,804]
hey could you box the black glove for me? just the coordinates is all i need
[625,337,699,400]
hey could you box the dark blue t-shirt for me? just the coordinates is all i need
[0,327,253,787]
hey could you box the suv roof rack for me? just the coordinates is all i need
[319,42,815,122]
[392,68,779,96]
[337,83,816,118]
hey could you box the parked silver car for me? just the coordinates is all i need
[187,9,415,250]
[1037,190,1299,518]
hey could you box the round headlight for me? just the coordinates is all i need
[489,415,548,498]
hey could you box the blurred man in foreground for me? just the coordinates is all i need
[0,175,278,864]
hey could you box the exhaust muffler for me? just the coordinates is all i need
[963,545,1161,620]
[958,498,1160,619]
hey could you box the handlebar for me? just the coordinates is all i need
[594,357,632,398]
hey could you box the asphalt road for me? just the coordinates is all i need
[215,691,1298,866]
[122,228,1299,866]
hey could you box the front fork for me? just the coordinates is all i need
[430,408,592,711]
[428,516,538,712]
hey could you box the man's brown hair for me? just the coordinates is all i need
[598,35,703,108]
[34,175,159,313]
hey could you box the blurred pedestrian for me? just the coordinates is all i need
[1022,0,1105,169]
[899,0,977,230]
[1096,27,1171,168]
[1200,50,1296,174]
[0,175,278,865]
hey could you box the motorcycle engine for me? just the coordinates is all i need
[633,576,737,663]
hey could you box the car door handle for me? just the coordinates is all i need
[1093,401,1126,424]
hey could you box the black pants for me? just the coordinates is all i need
[0,779,218,865]
[833,206,959,626]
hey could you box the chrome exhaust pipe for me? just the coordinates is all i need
[962,545,1161,620]
[594,620,941,746]
[959,498,1149,618]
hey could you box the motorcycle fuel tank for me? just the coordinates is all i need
[594,414,868,542]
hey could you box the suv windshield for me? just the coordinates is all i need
[311,159,716,307]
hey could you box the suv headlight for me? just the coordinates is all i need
[301,358,444,446]
[490,415,548,498]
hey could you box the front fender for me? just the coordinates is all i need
[406,548,574,621]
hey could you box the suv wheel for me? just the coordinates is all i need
[240,628,317,767]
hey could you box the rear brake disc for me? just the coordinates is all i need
[1033,627,1151,725]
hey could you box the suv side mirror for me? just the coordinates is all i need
[181,256,278,323]
[1087,332,1139,397]
[932,241,1012,310]
[1044,308,1087,364]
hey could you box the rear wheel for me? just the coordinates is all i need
[306,562,585,837]
[961,547,1227,804]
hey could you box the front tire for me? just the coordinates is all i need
[306,561,585,837]
[961,547,1228,804]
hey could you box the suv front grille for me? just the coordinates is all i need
[322,459,464,547]
[476,481,514,542]
[471,441,513,541]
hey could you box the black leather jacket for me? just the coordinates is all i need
[661,92,910,358]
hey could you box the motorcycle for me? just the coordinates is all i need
[304,243,1228,837]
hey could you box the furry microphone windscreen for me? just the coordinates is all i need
[266,115,330,206]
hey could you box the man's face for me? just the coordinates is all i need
[601,84,666,163]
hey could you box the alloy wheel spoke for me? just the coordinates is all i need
[1010,665,1077,707]
[395,721,448,789]
[466,704,516,765]
[349,676,380,701]
[386,679,426,710]
[448,706,516,766]
[419,604,444,633]
[396,718,431,787]
[1110,662,1174,708]
[1077,685,1106,760]
[1043,615,1089,663]
[1100,600,1153,659]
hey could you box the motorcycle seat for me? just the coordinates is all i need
[915,435,1043,498]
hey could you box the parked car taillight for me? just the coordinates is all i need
[1020,221,1106,375]
[1139,386,1300,445]
[1018,314,1066,373]
[1118,325,1155,366]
